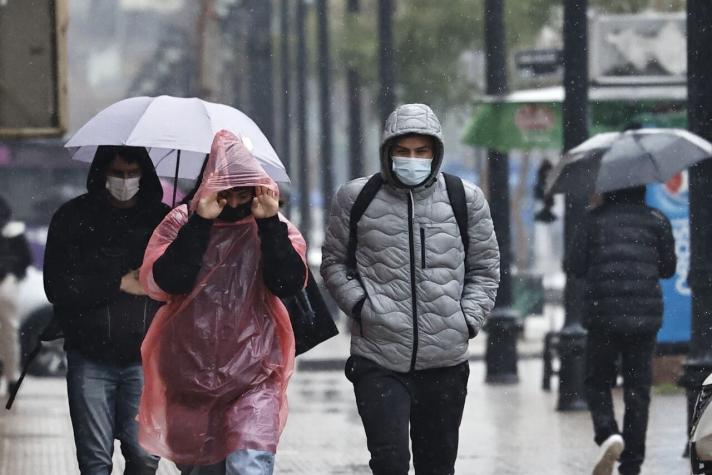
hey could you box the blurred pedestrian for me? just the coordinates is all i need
[321,103,500,475]
[44,145,169,474]
[566,185,676,475]
[137,130,307,474]
[0,195,32,396]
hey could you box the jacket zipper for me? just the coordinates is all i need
[420,227,426,269]
[142,299,148,333]
[106,306,112,340]
[408,190,419,372]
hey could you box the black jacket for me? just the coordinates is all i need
[565,200,676,335]
[0,229,32,281]
[152,213,306,299]
[43,150,169,364]
[0,196,32,280]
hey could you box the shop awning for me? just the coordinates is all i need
[463,85,687,152]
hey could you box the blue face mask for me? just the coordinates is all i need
[391,157,433,186]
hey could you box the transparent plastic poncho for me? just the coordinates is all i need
[137,130,305,465]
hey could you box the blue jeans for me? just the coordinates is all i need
[66,351,159,475]
[177,449,275,475]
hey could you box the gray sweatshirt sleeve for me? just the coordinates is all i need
[460,184,500,337]
[320,181,368,318]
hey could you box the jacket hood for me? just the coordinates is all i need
[87,145,164,204]
[379,103,444,188]
[189,130,278,212]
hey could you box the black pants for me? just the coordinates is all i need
[585,331,656,475]
[345,355,469,475]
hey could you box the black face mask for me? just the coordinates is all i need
[217,202,252,222]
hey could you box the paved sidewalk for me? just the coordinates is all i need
[0,359,690,475]
[0,315,691,474]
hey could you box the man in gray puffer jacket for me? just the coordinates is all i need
[321,103,500,475]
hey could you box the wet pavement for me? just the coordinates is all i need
[0,356,690,475]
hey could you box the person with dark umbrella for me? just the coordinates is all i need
[566,184,676,475]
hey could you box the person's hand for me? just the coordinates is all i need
[252,186,279,219]
[120,269,146,296]
[196,191,227,220]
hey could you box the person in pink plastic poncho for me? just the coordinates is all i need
[138,130,307,474]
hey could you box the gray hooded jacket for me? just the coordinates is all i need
[321,103,500,372]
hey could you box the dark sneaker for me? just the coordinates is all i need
[593,434,624,475]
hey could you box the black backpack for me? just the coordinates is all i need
[346,172,469,274]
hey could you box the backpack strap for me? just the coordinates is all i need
[443,173,469,255]
[346,173,384,275]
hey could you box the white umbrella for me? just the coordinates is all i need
[65,96,289,183]
[546,128,712,195]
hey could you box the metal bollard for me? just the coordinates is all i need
[485,307,521,384]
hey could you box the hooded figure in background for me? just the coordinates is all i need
[566,185,676,475]
[321,103,500,474]
[138,130,307,474]
[0,195,32,395]
[44,145,168,474]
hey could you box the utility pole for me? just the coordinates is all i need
[245,0,274,142]
[680,0,712,443]
[378,0,395,125]
[296,0,311,241]
[483,0,519,385]
[558,0,589,412]
[317,0,334,214]
[280,0,292,213]
[347,0,364,179]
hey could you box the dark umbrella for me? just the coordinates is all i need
[546,128,712,196]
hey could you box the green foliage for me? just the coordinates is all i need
[333,0,560,109]
[329,0,684,110]
[393,0,483,108]
[505,0,559,50]
[592,0,685,14]
[591,0,651,13]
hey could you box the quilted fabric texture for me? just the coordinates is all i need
[382,103,443,143]
[321,104,500,372]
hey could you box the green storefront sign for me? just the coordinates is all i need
[463,86,687,151]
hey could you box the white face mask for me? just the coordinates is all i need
[391,157,433,186]
[106,176,141,202]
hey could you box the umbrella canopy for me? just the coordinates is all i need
[546,128,712,195]
[65,96,289,183]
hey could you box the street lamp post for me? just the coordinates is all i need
[679,0,712,445]
[483,0,520,385]
[279,0,291,199]
[557,0,589,412]
[317,0,334,215]
[378,0,395,125]
[347,0,364,179]
[295,0,311,241]
[246,0,274,143]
